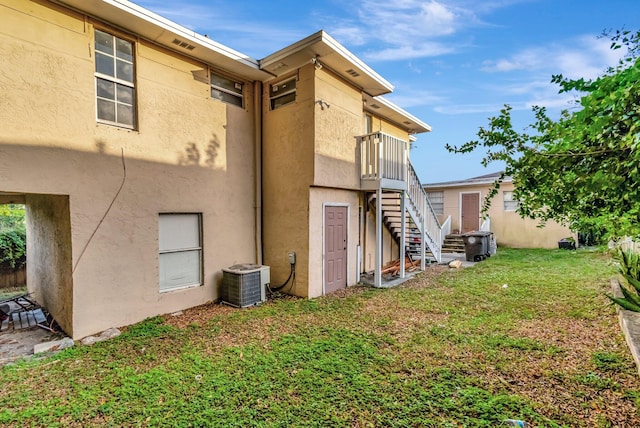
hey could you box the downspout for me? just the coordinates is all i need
[254,81,263,265]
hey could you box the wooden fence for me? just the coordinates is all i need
[0,266,26,288]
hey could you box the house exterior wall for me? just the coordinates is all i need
[0,0,258,338]
[313,68,362,189]
[429,181,572,248]
[262,65,315,295]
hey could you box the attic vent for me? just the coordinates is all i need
[403,121,411,125]
[172,38,196,51]
[345,68,360,77]
[370,103,381,109]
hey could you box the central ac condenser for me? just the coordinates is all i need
[221,264,269,307]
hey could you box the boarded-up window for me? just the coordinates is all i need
[426,191,444,215]
[159,214,202,292]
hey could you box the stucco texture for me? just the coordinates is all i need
[0,1,258,338]
[432,182,572,249]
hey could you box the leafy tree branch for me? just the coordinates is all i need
[447,29,640,239]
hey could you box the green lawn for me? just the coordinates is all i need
[1,248,638,427]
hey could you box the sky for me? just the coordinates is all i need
[136,0,639,184]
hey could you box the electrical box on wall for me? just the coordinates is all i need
[288,252,296,265]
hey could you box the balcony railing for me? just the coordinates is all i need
[357,131,443,262]
[358,132,408,186]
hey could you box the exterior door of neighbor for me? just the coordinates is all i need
[324,206,347,294]
[460,193,480,233]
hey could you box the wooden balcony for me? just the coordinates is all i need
[357,132,408,191]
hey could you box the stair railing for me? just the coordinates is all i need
[440,215,452,247]
[406,161,443,263]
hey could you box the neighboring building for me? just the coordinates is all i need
[424,172,573,248]
[0,0,442,339]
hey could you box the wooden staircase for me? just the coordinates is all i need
[442,234,465,253]
[369,192,437,262]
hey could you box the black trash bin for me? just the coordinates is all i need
[462,231,493,262]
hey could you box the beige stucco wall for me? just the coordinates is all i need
[313,68,362,189]
[429,181,572,248]
[26,195,73,334]
[263,63,411,295]
[262,66,315,295]
[0,0,258,338]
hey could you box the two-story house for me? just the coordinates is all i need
[0,0,442,339]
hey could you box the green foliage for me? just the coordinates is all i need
[447,29,640,239]
[0,249,634,427]
[607,249,640,312]
[0,204,25,231]
[0,225,26,269]
[593,351,628,372]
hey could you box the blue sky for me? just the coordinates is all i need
[137,0,638,183]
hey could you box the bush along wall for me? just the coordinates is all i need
[0,226,26,270]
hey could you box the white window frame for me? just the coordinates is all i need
[94,29,136,129]
[269,77,296,110]
[426,191,444,215]
[159,213,203,292]
[210,70,244,107]
[503,190,519,211]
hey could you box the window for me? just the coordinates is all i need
[365,114,372,133]
[210,71,243,107]
[159,214,202,292]
[94,29,136,128]
[269,77,296,109]
[503,191,519,211]
[426,191,444,215]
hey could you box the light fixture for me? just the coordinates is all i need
[311,56,323,70]
[315,99,330,110]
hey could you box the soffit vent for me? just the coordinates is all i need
[345,68,360,77]
[172,38,196,51]
[403,121,411,125]
[370,103,381,109]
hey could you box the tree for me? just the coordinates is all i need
[447,30,640,239]
[0,204,25,231]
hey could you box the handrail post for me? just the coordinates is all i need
[400,191,406,279]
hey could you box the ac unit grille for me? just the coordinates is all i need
[221,264,269,308]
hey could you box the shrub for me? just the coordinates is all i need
[0,225,26,270]
[608,249,640,312]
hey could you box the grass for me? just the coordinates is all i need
[0,285,27,301]
[1,248,638,427]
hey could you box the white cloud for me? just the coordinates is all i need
[328,0,486,61]
[481,35,624,80]
[433,103,520,115]
[385,90,448,108]
[364,42,456,61]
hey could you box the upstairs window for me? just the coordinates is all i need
[94,29,136,128]
[210,71,243,107]
[426,191,444,215]
[269,77,296,110]
[365,114,372,133]
[503,191,519,211]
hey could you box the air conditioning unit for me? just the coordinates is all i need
[221,264,270,308]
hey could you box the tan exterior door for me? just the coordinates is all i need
[325,206,347,294]
[461,193,480,233]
